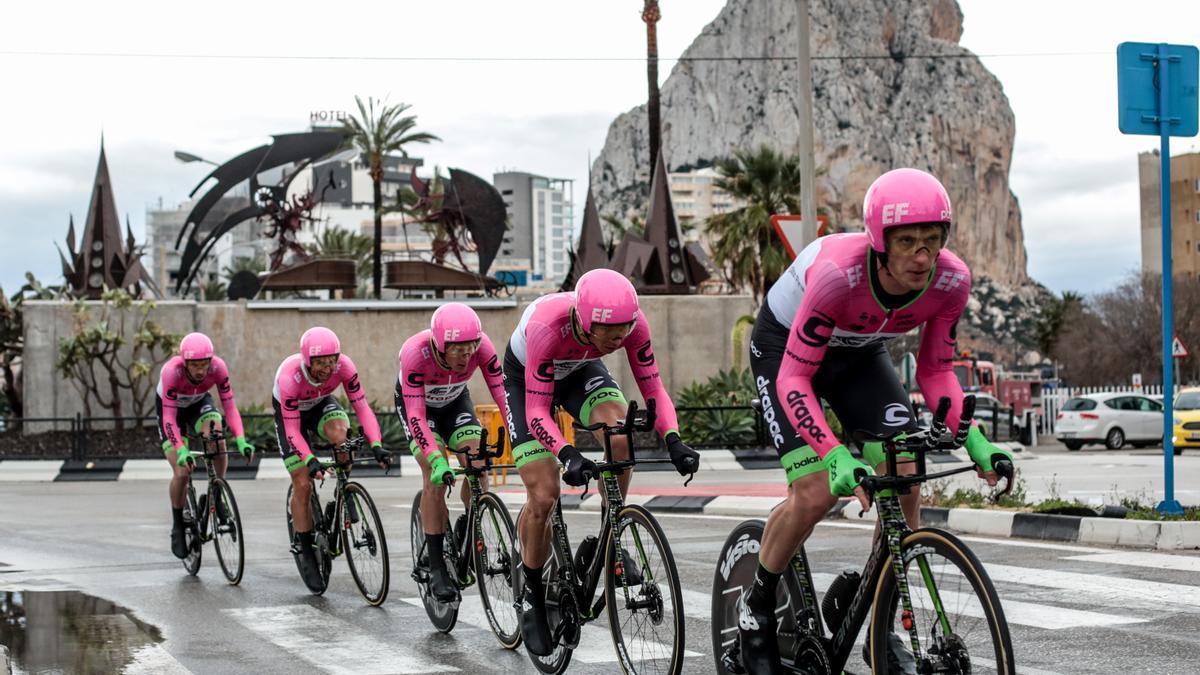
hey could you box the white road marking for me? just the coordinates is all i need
[403,593,701,664]
[224,604,458,673]
[1064,551,1200,573]
[981,563,1200,609]
[905,583,1143,629]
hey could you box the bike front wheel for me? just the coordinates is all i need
[411,490,457,631]
[341,481,389,606]
[869,528,1015,675]
[182,485,202,576]
[605,504,685,675]
[474,491,521,649]
[210,478,244,585]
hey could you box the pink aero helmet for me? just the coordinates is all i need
[574,269,639,333]
[862,168,952,253]
[300,326,340,367]
[430,302,483,352]
[179,332,214,361]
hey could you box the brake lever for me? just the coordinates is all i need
[953,396,977,447]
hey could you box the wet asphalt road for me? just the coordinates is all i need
[2,477,1200,674]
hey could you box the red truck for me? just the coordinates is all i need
[952,354,1042,417]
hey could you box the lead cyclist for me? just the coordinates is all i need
[738,168,1014,674]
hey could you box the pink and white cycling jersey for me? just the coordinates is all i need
[397,329,509,460]
[508,292,680,456]
[767,233,970,457]
[272,353,381,460]
[156,355,246,451]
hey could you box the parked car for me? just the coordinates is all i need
[1056,393,1163,451]
[1172,387,1200,455]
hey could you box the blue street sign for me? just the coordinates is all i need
[1118,41,1198,515]
[1118,42,1198,137]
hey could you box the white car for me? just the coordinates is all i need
[1056,393,1164,450]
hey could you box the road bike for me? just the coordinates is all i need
[410,427,521,648]
[518,400,689,675]
[180,422,245,584]
[285,430,390,605]
[712,396,1016,674]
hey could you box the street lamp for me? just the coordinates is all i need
[174,150,219,166]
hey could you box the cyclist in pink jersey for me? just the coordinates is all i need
[737,169,1014,674]
[395,302,509,603]
[271,326,390,592]
[156,332,255,559]
[503,269,699,655]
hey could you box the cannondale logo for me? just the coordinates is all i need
[883,403,911,427]
[584,376,606,393]
[455,412,474,426]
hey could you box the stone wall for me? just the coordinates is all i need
[23,296,756,421]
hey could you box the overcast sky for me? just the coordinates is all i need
[1,0,1198,297]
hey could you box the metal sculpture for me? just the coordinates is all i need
[59,142,159,299]
[405,168,508,276]
[173,131,347,293]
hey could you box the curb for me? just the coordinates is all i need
[1,644,9,675]
[835,501,1200,551]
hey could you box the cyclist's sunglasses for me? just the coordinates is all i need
[588,321,635,340]
[887,226,947,257]
[444,339,482,357]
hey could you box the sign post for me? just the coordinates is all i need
[1118,41,1199,514]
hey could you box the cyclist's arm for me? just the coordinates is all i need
[624,315,680,438]
[276,370,314,461]
[915,269,972,436]
[476,334,512,425]
[211,357,246,439]
[398,348,441,461]
[158,366,187,451]
[775,262,850,459]
[338,355,382,445]
[523,321,570,456]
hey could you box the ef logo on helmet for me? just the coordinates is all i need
[881,202,910,225]
[444,329,460,341]
[590,308,614,323]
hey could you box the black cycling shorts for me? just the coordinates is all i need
[393,382,481,455]
[155,393,221,450]
[749,305,918,476]
[501,345,627,469]
[271,395,348,461]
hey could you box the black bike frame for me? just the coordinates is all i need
[787,435,978,673]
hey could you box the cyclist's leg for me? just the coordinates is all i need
[443,393,485,512]
[502,351,559,567]
[750,309,838,572]
[560,362,630,496]
[275,399,317,533]
[157,396,192,510]
[822,344,921,530]
[316,397,350,447]
[504,351,557,655]
[191,394,229,479]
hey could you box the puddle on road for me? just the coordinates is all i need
[0,589,165,674]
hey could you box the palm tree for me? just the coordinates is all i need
[342,96,440,298]
[705,145,811,303]
[306,227,374,289]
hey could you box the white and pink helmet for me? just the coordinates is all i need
[179,332,214,361]
[430,302,483,353]
[574,269,639,334]
[862,168,952,254]
[300,326,340,368]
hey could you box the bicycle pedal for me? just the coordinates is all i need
[411,569,430,584]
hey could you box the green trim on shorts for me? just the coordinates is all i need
[781,445,824,485]
[408,432,446,459]
[862,436,915,469]
[193,411,223,434]
[580,387,627,426]
[449,425,482,449]
[317,410,350,441]
[283,454,308,473]
[162,440,174,455]
[513,440,553,469]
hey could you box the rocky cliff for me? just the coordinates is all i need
[594,0,1028,286]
